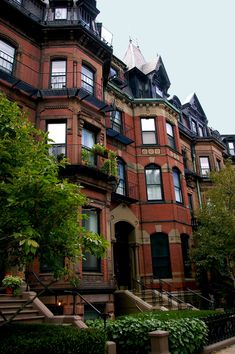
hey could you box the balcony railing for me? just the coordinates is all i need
[113,180,138,202]
[106,115,134,145]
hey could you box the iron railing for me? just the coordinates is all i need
[203,312,235,345]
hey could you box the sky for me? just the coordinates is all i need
[97,0,235,134]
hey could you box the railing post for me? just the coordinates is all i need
[149,330,170,354]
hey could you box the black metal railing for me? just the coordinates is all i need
[64,290,109,328]
[203,312,235,345]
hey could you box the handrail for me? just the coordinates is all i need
[64,290,109,328]
[25,271,57,295]
[185,287,214,308]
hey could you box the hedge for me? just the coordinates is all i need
[0,323,107,354]
[87,313,208,354]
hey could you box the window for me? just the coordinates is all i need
[180,234,191,278]
[111,110,122,133]
[199,157,210,177]
[109,66,118,78]
[166,122,175,149]
[51,60,66,89]
[82,209,101,272]
[188,194,193,214]
[228,142,235,155]
[47,122,66,158]
[145,164,163,201]
[216,159,221,171]
[54,8,67,20]
[141,118,156,145]
[198,125,204,137]
[191,120,197,134]
[182,149,188,169]
[81,65,94,95]
[173,168,182,203]
[0,39,15,74]
[116,159,126,195]
[82,127,96,165]
[151,233,172,279]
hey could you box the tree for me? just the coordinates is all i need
[192,161,235,303]
[0,95,108,278]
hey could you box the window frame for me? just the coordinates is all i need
[82,208,101,272]
[191,120,197,134]
[199,156,211,177]
[111,109,123,134]
[81,64,95,95]
[145,164,163,202]
[54,8,68,20]
[228,142,235,155]
[166,121,176,149]
[116,159,126,196]
[151,233,172,279]
[141,117,157,145]
[0,38,16,74]
[173,168,183,204]
[47,121,67,158]
[82,127,96,166]
[50,59,67,89]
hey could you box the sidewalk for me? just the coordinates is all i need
[213,344,235,353]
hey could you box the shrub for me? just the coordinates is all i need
[0,323,107,354]
[87,312,208,354]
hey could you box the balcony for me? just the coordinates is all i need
[112,180,138,204]
[50,143,118,185]
[106,115,134,145]
[0,58,112,112]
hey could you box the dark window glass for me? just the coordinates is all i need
[198,125,204,137]
[82,209,101,272]
[0,39,15,74]
[173,168,182,203]
[151,233,172,279]
[141,118,156,144]
[181,234,192,278]
[166,122,175,149]
[145,165,163,201]
[188,194,193,214]
[81,65,94,94]
[51,60,66,89]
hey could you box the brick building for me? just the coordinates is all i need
[0,0,229,317]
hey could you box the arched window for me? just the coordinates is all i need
[145,164,163,201]
[81,64,94,94]
[181,234,191,278]
[173,168,182,203]
[0,39,15,74]
[116,159,126,195]
[151,233,172,279]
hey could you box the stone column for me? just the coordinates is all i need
[149,330,170,354]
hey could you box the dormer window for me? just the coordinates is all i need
[110,66,118,79]
[54,8,67,20]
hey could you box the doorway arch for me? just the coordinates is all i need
[113,221,135,289]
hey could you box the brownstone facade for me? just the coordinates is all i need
[0,0,232,318]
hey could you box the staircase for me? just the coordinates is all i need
[0,295,45,324]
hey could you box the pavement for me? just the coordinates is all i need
[213,344,235,353]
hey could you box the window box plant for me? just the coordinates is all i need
[2,275,23,296]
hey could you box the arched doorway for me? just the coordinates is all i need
[113,221,135,289]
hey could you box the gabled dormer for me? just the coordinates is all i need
[142,56,171,98]
[182,93,208,137]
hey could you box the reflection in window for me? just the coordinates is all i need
[111,110,122,133]
[81,65,94,94]
[82,128,96,165]
[173,168,182,203]
[141,118,156,145]
[191,120,197,134]
[151,233,172,279]
[145,164,163,201]
[166,122,175,149]
[82,209,101,272]
[0,39,15,74]
[54,8,67,20]
[51,60,66,89]
[116,159,126,195]
[47,122,66,158]
[199,157,210,177]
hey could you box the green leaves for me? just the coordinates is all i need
[0,94,108,277]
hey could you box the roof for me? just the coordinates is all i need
[123,40,146,70]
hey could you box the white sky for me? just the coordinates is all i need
[97,0,235,134]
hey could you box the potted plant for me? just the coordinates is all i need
[2,275,23,296]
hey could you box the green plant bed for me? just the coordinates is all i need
[86,310,215,354]
[0,323,107,354]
